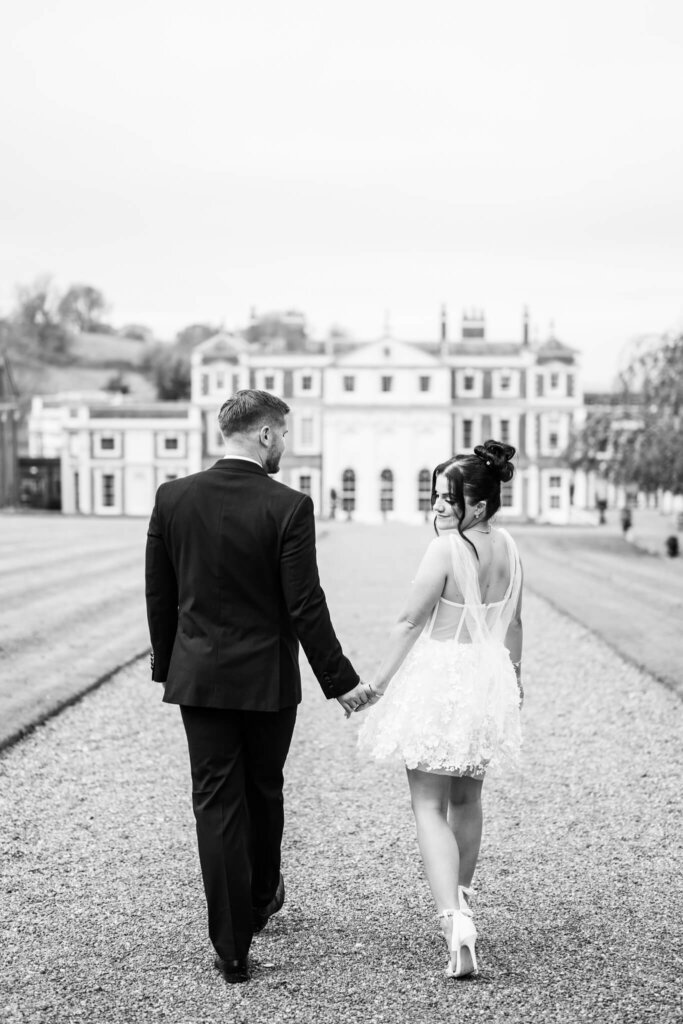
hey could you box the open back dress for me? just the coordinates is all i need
[357,528,523,777]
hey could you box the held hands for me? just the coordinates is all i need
[337,680,384,718]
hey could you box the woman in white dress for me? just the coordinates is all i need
[357,440,524,979]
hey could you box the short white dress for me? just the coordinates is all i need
[357,528,522,777]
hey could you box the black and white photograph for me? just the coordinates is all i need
[1,1,682,1021]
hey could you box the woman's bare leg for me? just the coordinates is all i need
[447,776,483,888]
[406,768,460,911]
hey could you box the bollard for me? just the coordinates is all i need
[665,535,679,557]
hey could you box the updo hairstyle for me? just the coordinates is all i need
[432,439,516,551]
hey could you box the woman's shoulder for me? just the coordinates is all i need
[421,533,456,566]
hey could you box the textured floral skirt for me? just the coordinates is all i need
[357,635,522,777]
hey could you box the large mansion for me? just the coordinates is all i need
[40,311,582,522]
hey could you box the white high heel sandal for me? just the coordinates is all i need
[458,884,475,918]
[439,909,478,978]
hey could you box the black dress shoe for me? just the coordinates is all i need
[253,872,285,933]
[214,956,250,984]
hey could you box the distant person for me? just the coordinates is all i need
[356,441,524,979]
[145,390,369,984]
[620,506,633,537]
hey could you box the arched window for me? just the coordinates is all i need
[380,469,394,513]
[342,469,356,512]
[418,468,431,512]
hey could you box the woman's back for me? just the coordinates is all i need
[428,528,521,643]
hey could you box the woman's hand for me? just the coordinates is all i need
[352,681,384,713]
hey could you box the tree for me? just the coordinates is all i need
[119,324,154,342]
[244,310,308,351]
[175,323,219,352]
[104,372,130,395]
[13,276,71,357]
[57,284,108,333]
[620,333,683,494]
[573,332,683,496]
[146,346,191,400]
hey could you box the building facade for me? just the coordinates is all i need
[60,401,202,515]
[47,310,582,521]
[191,312,582,524]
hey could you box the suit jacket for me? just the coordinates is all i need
[145,458,359,710]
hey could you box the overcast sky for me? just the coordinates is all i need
[2,0,682,387]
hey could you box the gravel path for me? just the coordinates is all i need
[1,523,682,1023]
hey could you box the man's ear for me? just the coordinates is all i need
[258,424,271,445]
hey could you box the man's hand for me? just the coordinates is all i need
[337,680,383,718]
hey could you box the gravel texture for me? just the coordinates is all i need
[1,527,682,1023]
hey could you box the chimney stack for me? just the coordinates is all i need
[523,306,530,346]
[461,308,485,340]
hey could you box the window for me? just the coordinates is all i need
[550,495,561,509]
[264,375,275,390]
[464,374,475,391]
[100,437,115,451]
[536,375,544,397]
[342,468,356,512]
[567,374,575,397]
[550,373,559,389]
[549,432,559,449]
[500,374,511,391]
[299,474,311,497]
[463,420,473,448]
[500,419,510,444]
[201,373,209,396]
[216,372,225,390]
[102,474,115,507]
[301,417,314,446]
[380,469,394,512]
[302,375,313,391]
[381,376,393,393]
[418,469,431,512]
[549,475,561,488]
[164,437,179,450]
[343,375,355,392]
[165,473,178,482]
[501,481,514,507]
[419,376,431,392]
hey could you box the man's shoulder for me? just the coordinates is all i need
[157,470,203,498]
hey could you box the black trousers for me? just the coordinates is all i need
[180,704,297,961]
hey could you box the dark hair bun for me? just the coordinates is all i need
[473,439,516,483]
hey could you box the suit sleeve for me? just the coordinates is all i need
[280,494,359,699]
[144,494,179,682]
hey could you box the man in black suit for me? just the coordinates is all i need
[145,390,369,983]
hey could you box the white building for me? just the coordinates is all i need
[191,312,582,524]
[51,309,582,521]
[60,401,202,515]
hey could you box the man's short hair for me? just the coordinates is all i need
[218,389,290,437]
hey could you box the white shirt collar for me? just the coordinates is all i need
[222,455,262,467]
